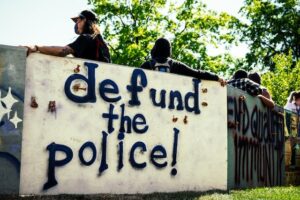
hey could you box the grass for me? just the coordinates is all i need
[1,186,300,200]
[197,186,300,200]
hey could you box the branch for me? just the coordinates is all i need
[107,43,119,58]
[129,10,137,28]
[261,40,278,53]
[179,22,188,35]
[116,16,126,27]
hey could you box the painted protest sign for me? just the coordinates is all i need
[20,53,228,194]
[285,110,300,185]
[0,45,288,195]
[227,86,285,189]
[0,45,26,194]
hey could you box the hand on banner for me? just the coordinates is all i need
[218,78,226,87]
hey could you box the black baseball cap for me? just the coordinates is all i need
[71,10,98,23]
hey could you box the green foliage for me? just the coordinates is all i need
[87,0,300,105]
[88,0,167,67]
[167,1,238,74]
[239,0,300,70]
[88,0,239,74]
[262,50,300,106]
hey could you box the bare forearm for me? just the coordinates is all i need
[258,95,275,109]
[36,46,73,57]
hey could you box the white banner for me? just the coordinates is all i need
[20,54,227,194]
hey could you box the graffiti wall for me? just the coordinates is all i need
[285,110,299,138]
[227,86,285,189]
[285,110,300,185]
[19,53,228,194]
[0,45,26,194]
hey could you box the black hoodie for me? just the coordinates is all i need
[140,38,219,81]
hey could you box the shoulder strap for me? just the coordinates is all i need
[167,58,173,70]
[149,59,157,70]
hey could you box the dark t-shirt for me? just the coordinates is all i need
[68,34,110,62]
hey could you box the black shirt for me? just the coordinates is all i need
[140,58,219,81]
[68,34,110,62]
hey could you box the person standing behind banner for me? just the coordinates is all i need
[248,72,275,109]
[285,91,300,166]
[285,91,300,136]
[24,10,111,63]
[140,38,226,86]
[227,69,262,96]
[285,91,300,115]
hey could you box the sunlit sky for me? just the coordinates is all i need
[0,0,248,58]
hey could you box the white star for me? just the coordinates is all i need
[10,111,22,128]
[0,104,10,121]
[7,63,15,71]
[0,91,11,121]
[1,87,18,119]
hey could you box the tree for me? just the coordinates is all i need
[88,0,168,67]
[88,0,239,75]
[239,0,300,70]
[262,50,300,106]
[166,0,238,74]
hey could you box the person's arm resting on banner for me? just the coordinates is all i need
[25,45,74,57]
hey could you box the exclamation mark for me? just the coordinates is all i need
[99,131,108,175]
[171,127,180,176]
[117,132,125,171]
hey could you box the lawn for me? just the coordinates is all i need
[196,186,300,200]
[1,186,300,200]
